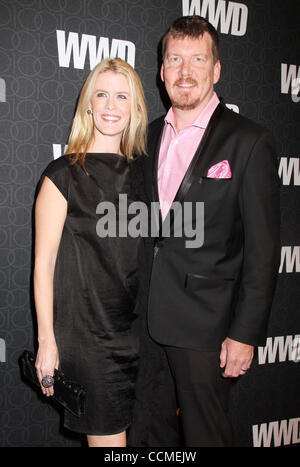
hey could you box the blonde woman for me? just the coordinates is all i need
[34,58,147,447]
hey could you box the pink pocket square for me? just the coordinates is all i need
[206,160,232,179]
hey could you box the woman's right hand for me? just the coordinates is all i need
[35,340,59,398]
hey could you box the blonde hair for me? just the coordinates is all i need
[65,58,147,168]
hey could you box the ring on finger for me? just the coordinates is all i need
[41,375,55,388]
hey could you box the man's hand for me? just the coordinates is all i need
[220,337,254,378]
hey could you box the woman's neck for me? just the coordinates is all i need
[88,133,122,155]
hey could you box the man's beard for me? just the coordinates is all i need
[171,78,200,111]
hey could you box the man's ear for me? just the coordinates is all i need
[160,63,165,83]
[213,60,221,85]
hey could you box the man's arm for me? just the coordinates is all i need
[220,130,280,377]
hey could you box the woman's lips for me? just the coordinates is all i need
[101,114,121,122]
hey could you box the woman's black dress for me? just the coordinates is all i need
[39,153,140,435]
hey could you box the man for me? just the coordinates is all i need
[141,16,280,446]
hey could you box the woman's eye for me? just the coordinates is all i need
[117,94,127,100]
[97,92,106,97]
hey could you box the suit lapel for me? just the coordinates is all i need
[151,125,164,205]
[160,103,224,236]
[173,102,224,205]
[149,117,165,234]
[150,103,225,238]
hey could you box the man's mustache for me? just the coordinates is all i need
[173,78,198,87]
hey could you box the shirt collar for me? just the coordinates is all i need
[164,92,220,131]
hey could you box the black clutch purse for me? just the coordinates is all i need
[20,350,86,418]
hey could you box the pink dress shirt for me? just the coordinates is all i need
[158,92,220,220]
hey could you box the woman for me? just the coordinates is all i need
[33,58,147,447]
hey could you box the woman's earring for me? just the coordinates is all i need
[87,109,92,115]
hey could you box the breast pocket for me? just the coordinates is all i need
[194,176,232,202]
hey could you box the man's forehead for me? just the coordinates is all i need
[165,33,212,54]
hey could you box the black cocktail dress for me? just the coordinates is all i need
[38,153,141,435]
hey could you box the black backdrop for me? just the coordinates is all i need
[0,0,299,447]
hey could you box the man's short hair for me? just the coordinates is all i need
[162,16,220,63]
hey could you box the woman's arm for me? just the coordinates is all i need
[34,176,67,397]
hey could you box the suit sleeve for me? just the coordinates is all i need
[228,130,281,346]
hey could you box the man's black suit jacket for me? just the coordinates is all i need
[141,102,280,351]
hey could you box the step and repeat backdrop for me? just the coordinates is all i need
[0,0,299,447]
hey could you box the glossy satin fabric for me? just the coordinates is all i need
[39,153,140,435]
